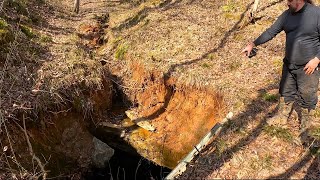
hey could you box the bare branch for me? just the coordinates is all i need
[22,115,48,180]
[74,0,80,13]
[0,0,4,13]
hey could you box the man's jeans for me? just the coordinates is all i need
[279,63,320,109]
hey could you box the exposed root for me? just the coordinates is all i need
[21,115,47,180]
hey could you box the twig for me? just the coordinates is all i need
[3,121,26,173]
[117,166,120,180]
[123,167,126,180]
[0,137,13,173]
[0,0,4,13]
[107,161,113,180]
[109,78,145,90]
[135,158,142,180]
[22,114,47,180]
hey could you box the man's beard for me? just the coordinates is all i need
[288,5,296,13]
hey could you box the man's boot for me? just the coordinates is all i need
[267,97,294,127]
[300,108,315,133]
[300,108,318,145]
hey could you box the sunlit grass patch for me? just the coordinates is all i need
[202,63,211,68]
[263,125,294,142]
[229,61,241,71]
[310,127,320,140]
[221,2,236,12]
[272,58,283,68]
[19,24,36,38]
[39,34,53,43]
[221,0,241,20]
[314,109,320,118]
[115,43,129,60]
[0,18,9,29]
[206,53,215,60]
[215,139,228,157]
[262,93,278,102]
[0,19,14,46]
[249,154,273,171]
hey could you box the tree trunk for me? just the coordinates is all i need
[249,0,260,23]
[251,0,259,17]
[74,0,80,14]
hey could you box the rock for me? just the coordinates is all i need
[125,110,156,132]
[226,112,233,120]
[92,137,114,168]
[136,120,156,132]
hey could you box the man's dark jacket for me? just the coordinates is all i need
[254,3,320,66]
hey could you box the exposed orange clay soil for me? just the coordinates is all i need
[118,63,226,168]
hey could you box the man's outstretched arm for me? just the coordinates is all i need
[242,11,287,56]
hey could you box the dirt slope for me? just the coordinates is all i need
[94,0,320,178]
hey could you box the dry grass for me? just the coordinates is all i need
[93,0,320,179]
[0,0,108,178]
[74,0,320,178]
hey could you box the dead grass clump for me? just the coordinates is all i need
[34,45,107,114]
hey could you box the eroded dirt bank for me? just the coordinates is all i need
[0,64,225,178]
[92,63,226,169]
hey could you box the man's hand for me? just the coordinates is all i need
[304,57,320,75]
[241,42,255,57]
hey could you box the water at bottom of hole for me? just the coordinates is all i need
[84,149,171,180]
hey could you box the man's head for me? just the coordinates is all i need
[287,0,306,12]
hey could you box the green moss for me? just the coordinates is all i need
[0,29,11,42]
[221,0,240,20]
[0,19,14,45]
[39,34,53,43]
[309,146,320,156]
[273,58,283,68]
[111,36,123,46]
[207,53,215,60]
[216,139,228,156]
[250,154,273,171]
[221,4,236,12]
[5,0,28,15]
[0,18,9,29]
[314,109,320,118]
[263,125,294,142]
[19,24,36,38]
[115,43,128,60]
[310,127,320,140]
[262,93,278,102]
[202,63,211,68]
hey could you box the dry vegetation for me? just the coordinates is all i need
[1,0,320,179]
[96,0,320,178]
[0,0,108,178]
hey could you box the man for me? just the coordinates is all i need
[242,0,320,135]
